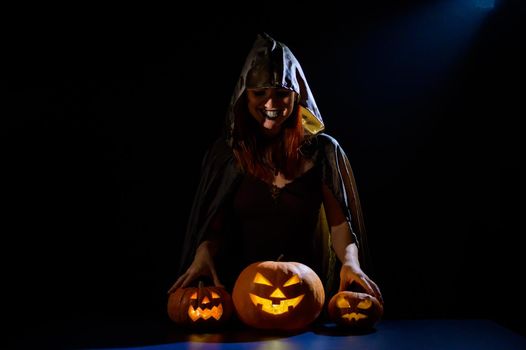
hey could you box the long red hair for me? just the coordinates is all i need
[232,94,305,183]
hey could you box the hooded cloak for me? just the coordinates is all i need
[177,33,370,295]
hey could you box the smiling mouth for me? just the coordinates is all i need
[261,110,281,120]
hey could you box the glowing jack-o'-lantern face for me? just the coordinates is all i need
[187,290,224,321]
[167,282,233,328]
[249,272,304,315]
[328,291,383,330]
[232,260,325,331]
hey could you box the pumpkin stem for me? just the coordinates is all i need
[276,254,284,262]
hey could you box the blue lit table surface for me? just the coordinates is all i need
[13,319,526,350]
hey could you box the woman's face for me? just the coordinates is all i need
[246,88,296,136]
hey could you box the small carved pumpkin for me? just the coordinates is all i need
[167,281,233,328]
[232,259,325,331]
[328,291,383,330]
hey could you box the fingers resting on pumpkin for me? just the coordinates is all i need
[368,278,383,305]
[358,277,383,305]
[168,267,224,294]
[339,265,383,305]
[168,250,224,293]
[168,273,188,294]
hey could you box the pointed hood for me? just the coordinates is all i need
[225,33,325,145]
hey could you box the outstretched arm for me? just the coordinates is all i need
[167,209,225,293]
[322,184,383,303]
[167,239,223,293]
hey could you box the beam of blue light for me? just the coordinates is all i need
[334,0,497,151]
[473,0,495,9]
[348,0,496,107]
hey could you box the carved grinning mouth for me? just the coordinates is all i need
[188,304,224,321]
[341,312,368,321]
[249,293,304,315]
[336,297,373,322]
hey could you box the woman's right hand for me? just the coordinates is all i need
[167,240,223,294]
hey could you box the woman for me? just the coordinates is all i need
[168,33,382,304]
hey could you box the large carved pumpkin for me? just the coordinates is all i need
[328,291,383,330]
[167,281,233,328]
[232,260,325,331]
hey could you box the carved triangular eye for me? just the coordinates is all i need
[211,291,221,299]
[336,296,351,308]
[357,299,372,309]
[283,274,300,287]
[190,292,198,300]
[253,272,273,286]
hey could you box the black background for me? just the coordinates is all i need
[4,0,525,346]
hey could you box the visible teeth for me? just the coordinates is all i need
[263,110,280,119]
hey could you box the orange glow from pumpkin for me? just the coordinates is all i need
[336,296,351,308]
[188,304,224,321]
[335,295,373,321]
[357,299,372,309]
[342,312,368,321]
[249,293,304,315]
[270,288,286,298]
[283,274,301,287]
[254,273,273,286]
[249,272,305,315]
[187,290,224,321]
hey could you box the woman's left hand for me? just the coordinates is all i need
[339,263,383,304]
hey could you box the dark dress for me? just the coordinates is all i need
[220,166,324,290]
